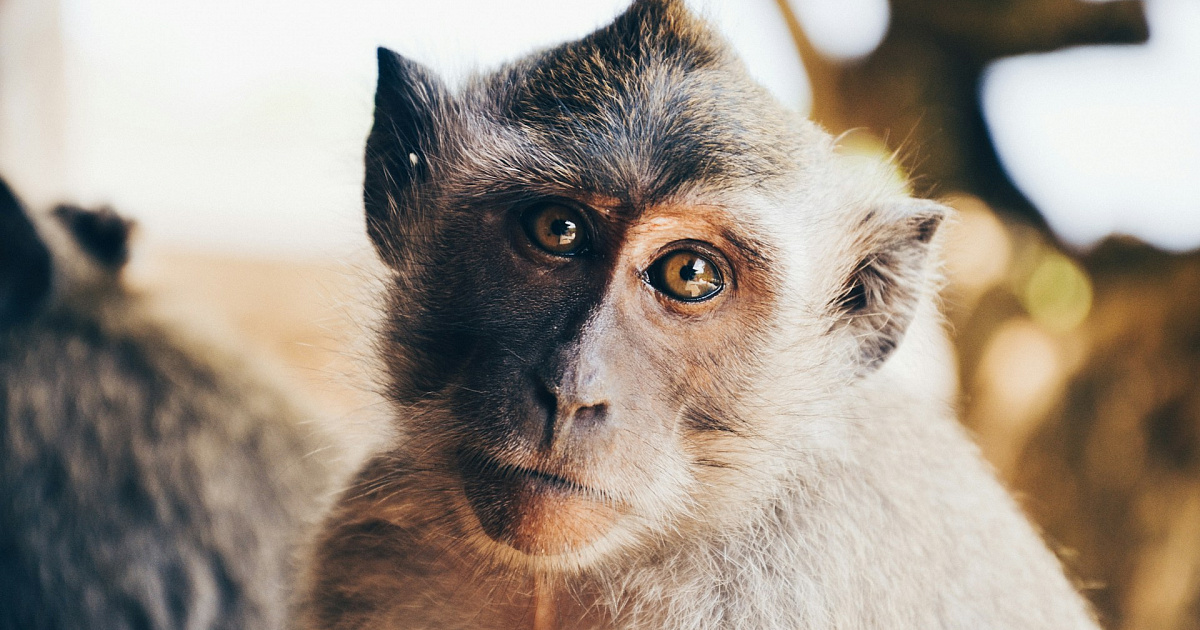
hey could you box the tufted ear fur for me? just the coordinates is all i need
[831,199,947,371]
[364,47,452,268]
[0,176,52,328]
[595,0,718,63]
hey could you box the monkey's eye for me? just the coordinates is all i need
[521,203,588,256]
[648,250,724,302]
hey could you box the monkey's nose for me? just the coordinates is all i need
[536,379,609,450]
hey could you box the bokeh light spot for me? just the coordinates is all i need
[1022,251,1093,333]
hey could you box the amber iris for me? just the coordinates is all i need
[523,203,587,255]
[649,250,724,301]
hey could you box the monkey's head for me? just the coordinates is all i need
[0,177,135,333]
[365,0,948,571]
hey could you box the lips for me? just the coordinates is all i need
[456,450,621,555]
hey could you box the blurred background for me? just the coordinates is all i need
[0,0,1197,627]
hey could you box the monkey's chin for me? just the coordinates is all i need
[457,452,620,557]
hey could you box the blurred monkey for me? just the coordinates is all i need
[0,178,336,630]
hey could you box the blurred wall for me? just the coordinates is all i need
[0,0,68,209]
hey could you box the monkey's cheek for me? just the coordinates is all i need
[461,473,620,556]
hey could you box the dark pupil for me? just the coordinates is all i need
[679,260,700,281]
[550,219,575,239]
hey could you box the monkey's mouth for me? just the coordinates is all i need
[456,449,621,556]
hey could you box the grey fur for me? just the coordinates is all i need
[0,182,337,629]
[299,1,1099,627]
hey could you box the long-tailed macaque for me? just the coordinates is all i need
[299,1,1099,627]
[0,177,336,629]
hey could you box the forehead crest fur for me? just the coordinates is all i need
[468,0,793,204]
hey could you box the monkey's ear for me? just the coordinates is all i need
[53,204,134,271]
[831,199,948,371]
[364,47,451,267]
[0,176,53,327]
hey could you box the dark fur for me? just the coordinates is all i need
[0,179,335,629]
[0,178,52,325]
[51,204,134,269]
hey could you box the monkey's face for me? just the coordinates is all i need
[400,191,780,559]
[364,0,946,569]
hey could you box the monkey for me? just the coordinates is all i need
[297,0,1099,627]
[0,176,338,629]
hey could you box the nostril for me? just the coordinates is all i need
[572,403,608,429]
[534,380,559,436]
[534,379,558,412]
